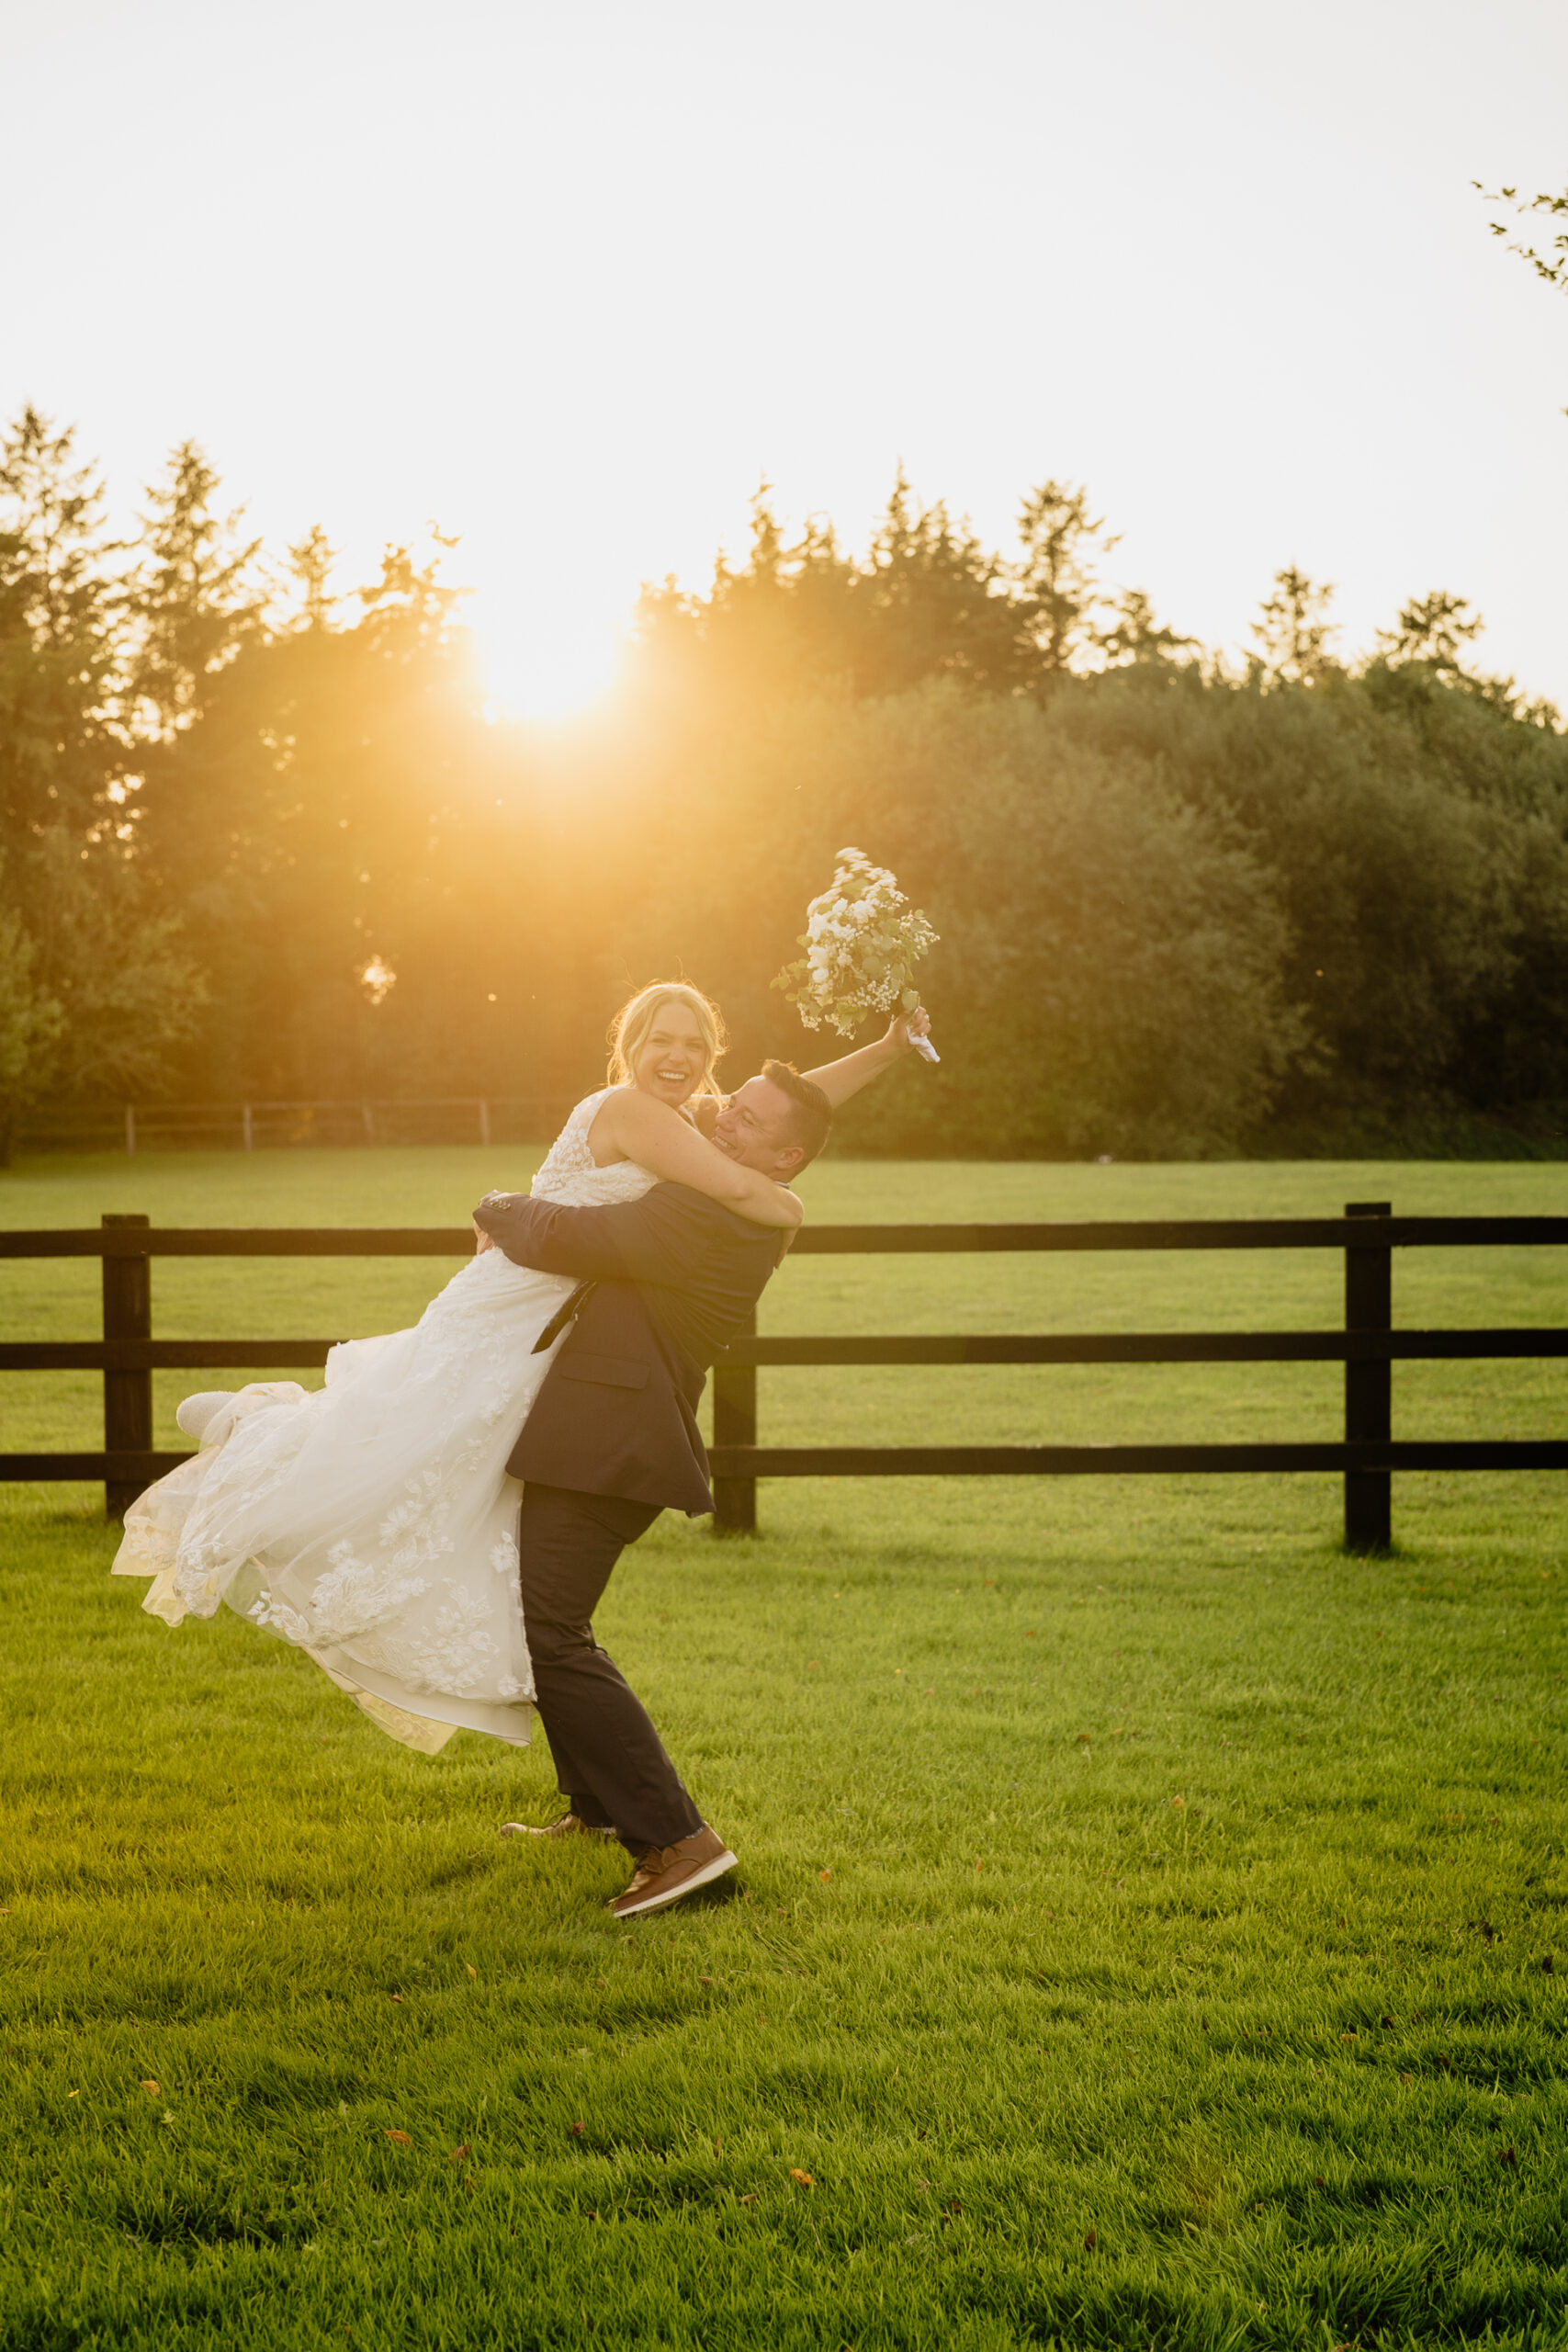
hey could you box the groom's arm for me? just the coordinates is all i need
[473,1183,761,1288]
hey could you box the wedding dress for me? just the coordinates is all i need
[111,1089,658,1755]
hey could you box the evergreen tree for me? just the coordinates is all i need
[1252,567,1339,684]
[1013,479,1116,684]
[1376,589,1483,677]
[1096,587,1197,669]
[0,411,205,1156]
[0,406,126,837]
[129,440,264,734]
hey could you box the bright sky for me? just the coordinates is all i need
[6,0,1566,718]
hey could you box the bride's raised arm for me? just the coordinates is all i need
[799,1007,933,1109]
[590,1091,804,1232]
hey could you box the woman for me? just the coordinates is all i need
[112,981,929,1753]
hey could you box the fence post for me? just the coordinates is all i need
[1344,1200,1393,1553]
[712,1303,757,1534]
[361,1100,376,1145]
[124,1106,136,1156]
[478,1099,491,1148]
[102,1212,152,1521]
[242,1103,254,1152]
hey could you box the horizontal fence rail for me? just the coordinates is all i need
[5,1329,1567,1374]
[17,1097,575,1157]
[1,1206,1564,1544]
[6,1216,1568,1258]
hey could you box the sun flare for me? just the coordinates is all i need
[475,607,623,724]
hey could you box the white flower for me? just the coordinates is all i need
[774,851,938,1038]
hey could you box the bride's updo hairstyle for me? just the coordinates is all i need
[607,981,728,1102]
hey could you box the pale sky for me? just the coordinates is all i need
[5,0,1566,718]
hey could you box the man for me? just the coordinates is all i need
[471,1059,831,1919]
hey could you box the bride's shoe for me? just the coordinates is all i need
[499,1813,616,1840]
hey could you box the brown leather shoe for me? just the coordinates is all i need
[609,1825,738,1918]
[499,1813,616,1840]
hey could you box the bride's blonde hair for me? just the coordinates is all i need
[607,980,728,1101]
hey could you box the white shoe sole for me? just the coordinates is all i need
[614,1848,738,1917]
[499,1821,616,1839]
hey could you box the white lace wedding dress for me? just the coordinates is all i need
[111,1089,658,1755]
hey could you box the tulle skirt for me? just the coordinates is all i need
[111,1248,579,1752]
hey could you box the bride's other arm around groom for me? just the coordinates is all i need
[474,1059,832,1918]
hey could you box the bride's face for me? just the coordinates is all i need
[631,1001,710,1109]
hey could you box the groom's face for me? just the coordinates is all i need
[712,1076,806,1181]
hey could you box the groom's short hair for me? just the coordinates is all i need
[761,1059,831,1167]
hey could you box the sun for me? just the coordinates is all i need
[474,602,623,724]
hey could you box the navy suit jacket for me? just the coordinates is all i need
[472,1182,784,1514]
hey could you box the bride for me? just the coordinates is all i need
[111,980,926,1755]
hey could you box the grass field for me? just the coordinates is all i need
[3,1151,1565,2349]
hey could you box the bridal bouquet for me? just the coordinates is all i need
[773,847,940,1060]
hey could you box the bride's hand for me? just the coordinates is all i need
[886,1006,932,1054]
[473,1219,495,1256]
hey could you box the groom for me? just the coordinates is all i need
[471,1060,832,1919]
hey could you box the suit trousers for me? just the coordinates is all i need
[517,1482,705,1855]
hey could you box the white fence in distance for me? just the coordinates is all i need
[20,1099,576,1155]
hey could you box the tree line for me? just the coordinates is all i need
[3,406,1565,1162]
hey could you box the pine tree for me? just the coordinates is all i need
[1252,567,1339,684]
[129,440,264,734]
[1014,480,1117,685]
[0,412,206,1157]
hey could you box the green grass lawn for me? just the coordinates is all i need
[2,1151,1566,2349]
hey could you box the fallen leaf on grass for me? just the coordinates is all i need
[389,1995,404,2006]
[139,2081,160,2097]
[1500,2145,1517,2166]
[385,2130,412,2146]
[448,2144,469,2165]
[1339,2032,1358,2044]
[739,2193,756,2207]
[819,1870,831,1881]
[570,2121,585,2138]
[466,1965,477,1980]
[789,2168,814,2188]
[1084,2228,1098,2251]
[1170,1796,1185,1810]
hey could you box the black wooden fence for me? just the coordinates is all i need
[2,1204,1565,1547]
